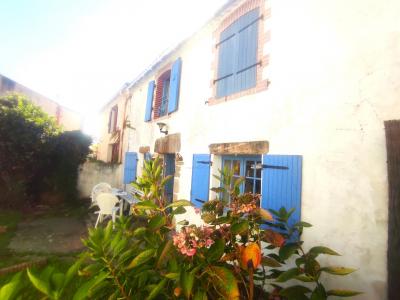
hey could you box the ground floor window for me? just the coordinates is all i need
[221,155,262,194]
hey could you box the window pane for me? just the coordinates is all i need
[245,160,255,177]
[223,159,232,171]
[245,178,254,193]
[255,161,262,178]
[232,160,241,176]
[255,179,261,194]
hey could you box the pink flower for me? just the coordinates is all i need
[194,208,201,214]
[186,248,196,256]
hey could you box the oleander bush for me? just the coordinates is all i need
[0,157,360,299]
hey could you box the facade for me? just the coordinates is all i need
[0,73,82,131]
[97,0,400,298]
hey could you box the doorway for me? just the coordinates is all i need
[164,154,175,204]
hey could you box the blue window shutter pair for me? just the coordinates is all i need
[190,154,211,208]
[123,152,138,184]
[168,57,182,114]
[216,8,260,97]
[190,154,302,227]
[261,155,303,227]
[144,57,182,121]
[144,81,155,122]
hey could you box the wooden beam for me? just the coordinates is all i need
[154,133,181,154]
[209,141,269,155]
[385,120,400,300]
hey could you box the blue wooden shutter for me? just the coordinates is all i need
[144,80,155,122]
[261,155,302,227]
[235,8,259,93]
[216,23,237,98]
[190,154,211,208]
[168,58,182,114]
[124,152,138,184]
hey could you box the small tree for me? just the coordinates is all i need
[0,93,61,207]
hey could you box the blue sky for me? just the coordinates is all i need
[0,0,226,135]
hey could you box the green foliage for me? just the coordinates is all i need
[0,93,91,207]
[3,158,360,299]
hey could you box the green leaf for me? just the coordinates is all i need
[209,266,239,299]
[207,239,225,262]
[127,249,156,269]
[72,272,108,300]
[177,220,189,225]
[280,285,311,298]
[210,187,225,193]
[276,268,301,282]
[327,289,363,297]
[230,221,249,235]
[164,273,180,280]
[157,240,173,269]
[146,278,167,300]
[311,284,327,300]
[135,200,158,210]
[261,256,281,267]
[133,227,147,238]
[64,256,84,288]
[294,275,315,282]
[27,268,51,297]
[172,206,186,215]
[309,246,340,257]
[0,272,24,300]
[193,290,208,300]
[279,243,299,260]
[166,200,192,208]
[181,271,195,299]
[293,221,312,228]
[320,267,357,276]
[51,272,65,291]
[148,215,166,231]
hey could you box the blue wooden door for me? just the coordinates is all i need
[261,155,302,227]
[190,154,211,208]
[123,152,138,184]
[164,154,175,204]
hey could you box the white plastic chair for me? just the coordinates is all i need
[91,183,112,207]
[94,193,120,228]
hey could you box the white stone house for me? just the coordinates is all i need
[97,0,400,298]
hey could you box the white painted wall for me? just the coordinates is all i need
[77,161,123,198]
[98,0,400,298]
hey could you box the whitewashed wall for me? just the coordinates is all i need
[97,0,400,298]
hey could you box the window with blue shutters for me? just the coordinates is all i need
[144,81,155,122]
[215,8,260,98]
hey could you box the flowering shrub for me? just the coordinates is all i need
[1,158,361,299]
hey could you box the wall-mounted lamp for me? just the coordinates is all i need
[156,122,168,135]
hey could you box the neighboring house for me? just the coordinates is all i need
[0,73,82,131]
[97,0,400,298]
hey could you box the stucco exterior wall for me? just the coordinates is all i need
[77,161,123,198]
[97,0,400,298]
[0,74,82,131]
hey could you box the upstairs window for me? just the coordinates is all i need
[144,58,182,122]
[155,71,171,117]
[108,105,118,133]
[215,8,261,98]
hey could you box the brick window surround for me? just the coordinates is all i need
[209,0,271,105]
[153,69,171,119]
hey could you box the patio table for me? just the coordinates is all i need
[111,188,138,216]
